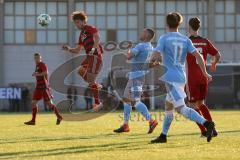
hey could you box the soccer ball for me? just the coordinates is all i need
[37,14,51,27]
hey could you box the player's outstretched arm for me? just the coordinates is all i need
[62,44,82,54]
[192,50,212,82]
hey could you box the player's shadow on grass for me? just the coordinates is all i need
[1,130,240,159]
[0,133,161,159]
[0,133,148,147]
[1,128,240,146]
[0,133,118,145]
[0,141,149,159]
[1,129,240,146]
[0,132,149,145]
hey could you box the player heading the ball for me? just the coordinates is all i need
[62,11,103,111]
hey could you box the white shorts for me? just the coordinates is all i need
[165,82,186,108]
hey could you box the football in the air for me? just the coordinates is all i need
[37,14,51,27]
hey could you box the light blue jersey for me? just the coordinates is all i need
[128,42,153,79]
[154,32,197,83]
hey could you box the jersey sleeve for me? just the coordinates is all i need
[40,63,47,72]
[87,25,98,34]
[131,44,143,56]
[187,38,197,54]
[153,36,164,54]
[207,39,219,56]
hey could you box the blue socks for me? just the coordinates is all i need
[162,111,174,135]
[180,106,206,125]
[161,106,206,136]
[135,101,152,121]
[123,103,132,124]
[123,101,152,124]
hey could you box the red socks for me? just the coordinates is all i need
[89,83,100,105]
[49,104,62,119]
[31,105,38,122]
[31,104,62,122]
[195,104,213,134]
[199,104,212,121]
[194,108,206,133]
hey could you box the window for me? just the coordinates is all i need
[4,1,68,44]
[37,31,46,44]
[214,0,238,42]
[75,1,138,43]
[145,0,208,43]
[96,2,106,15]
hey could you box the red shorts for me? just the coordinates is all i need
[186,83,208,103]
[81,56,102,74]
[33,88,53,101]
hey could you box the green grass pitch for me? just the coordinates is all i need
[0,110,240,160]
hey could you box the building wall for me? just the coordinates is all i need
[2,45,112,85]
[1,0,240,90]
[2,45,113,109]
[3,45,68,85]
[3,42,239,87]
[216,43,240,62]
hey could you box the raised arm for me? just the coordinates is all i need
[62,44,83,54]
[124,44,140,60]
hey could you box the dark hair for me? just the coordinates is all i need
[166,12,183,29]
[71,11,88,22]
[146,28,155,41]
[34,53,41,56]
[189,17,201,31]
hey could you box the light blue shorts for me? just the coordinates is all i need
[123,76,144,101]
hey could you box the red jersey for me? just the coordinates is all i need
[78,25,103,57]
[35,62,49,90]
[187,36,219,85]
